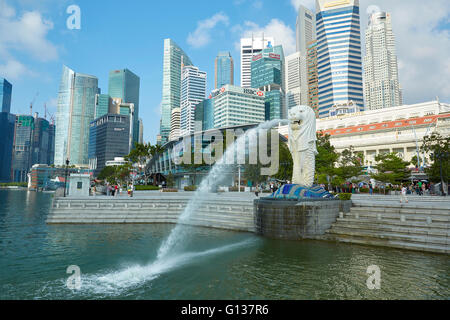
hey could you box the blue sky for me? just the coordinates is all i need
[1,0,449,144]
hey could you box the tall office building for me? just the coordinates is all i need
[194,98,215,132]
[240,36,275,88]
[364,11,402,110]
[138,118,144,144]
[55,65,98,166]
[285,52,308,111]
[180,65,207,137]
[307,40,319,115]
[0,78,12,113]
[12,115,34,182]
[0,112,15,182]
[213,85,265,128]
[215,51,234,89]
[108,69,140,143]
[160,38,193,144]
[95,93,112,119]
[251,45,286,120]
[31,113,54,166]
[169,108,181,141]
[88,113,132,176]
[296,5,316,54]
[316,0,364,118]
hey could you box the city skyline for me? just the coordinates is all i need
[1,0,449,144]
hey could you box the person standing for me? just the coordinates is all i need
[255,185,260,197]
[400,185,408,203]
[92,185,96,197]
[115,185,118,197]
[369,184,373,195]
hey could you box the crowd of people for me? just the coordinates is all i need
[91,183,135,197]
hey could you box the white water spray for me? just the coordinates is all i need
[157,119,288,259]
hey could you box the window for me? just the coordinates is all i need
[77,182,82,189]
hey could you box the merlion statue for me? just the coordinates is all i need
[288,105,318,188]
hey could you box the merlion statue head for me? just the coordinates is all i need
[288,105,317,152]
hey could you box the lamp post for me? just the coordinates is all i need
[64,158,69,197]
[238,165,242,193]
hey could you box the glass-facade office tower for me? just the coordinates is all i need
[296,5,316,54]
[316,0,364,118]
[215,52,234,89]
[160,39,193,145]
[364,11,402,110]
[240,36,275,88]
[0,78,12,113]
[88,113,131,176]
[0,112,15,182]
[194,99,214,132]
[251,45,286,120]
[32,115,54,166]
[108,69,140,144]
[180,65,207,137]
[55,65,98,166]
[95,93,112,119]
[307,40,319,115]
[285,51,308,110]
[12,115,34,182]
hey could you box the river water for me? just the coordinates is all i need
[0,190,448,299]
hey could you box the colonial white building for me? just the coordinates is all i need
[279,100,450,166]
[363,11,402,110]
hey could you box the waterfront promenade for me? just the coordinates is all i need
[47,191,450,254]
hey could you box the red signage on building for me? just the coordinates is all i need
[269,53,280,60]
[257,91,264,97]
[252,54,262,61]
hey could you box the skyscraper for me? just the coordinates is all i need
[364,11,402,110]
[169,108,181,142]
[55,65,98,166]
[215,51,234,89]
[160,38,193,144]
[180,65,207,137]
[285,51,308,110]
[296,5,316,54]
[0,112,15,182]
[95,93,112,119]
[251,45,286,120]
[12,115,34,182]
[240,36,275,88]
[316,0,364,118]
[0,78,12,113]
[138,118,144,144]
[307,40,319,115]
[31,114,54,166]
[108,69,140,143]
[213,85,265,128]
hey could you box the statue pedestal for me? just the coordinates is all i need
[254,199,350,240]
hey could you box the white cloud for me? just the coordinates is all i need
[187,13,229,48]
[236,19,297,55]
[0,0,58,79]
[291,0,315,11]
[0,59,29,80]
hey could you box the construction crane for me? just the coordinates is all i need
[30,92,39,116]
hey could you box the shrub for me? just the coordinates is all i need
[184,185,197,191]
[262,190,273,193]
[0,182,27,187]
[135,185,160,191]
[338,193,352,201]
[162,188,178,192]
[359,188,369,193]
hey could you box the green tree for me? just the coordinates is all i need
[315,132,339,184]
[333,146,364,185]
[97,166,116,181]
[420,132,449,183]
[166,172,175,188]
[371,152,410,185]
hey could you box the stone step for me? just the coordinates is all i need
[49,208,254,217]
[345,211,449,224]
[336,217,450,232]
[352,202,450,212]
[328,234,449,254]
[350,206,450,216]
[331,221,450,237]
[327,227,449,246]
